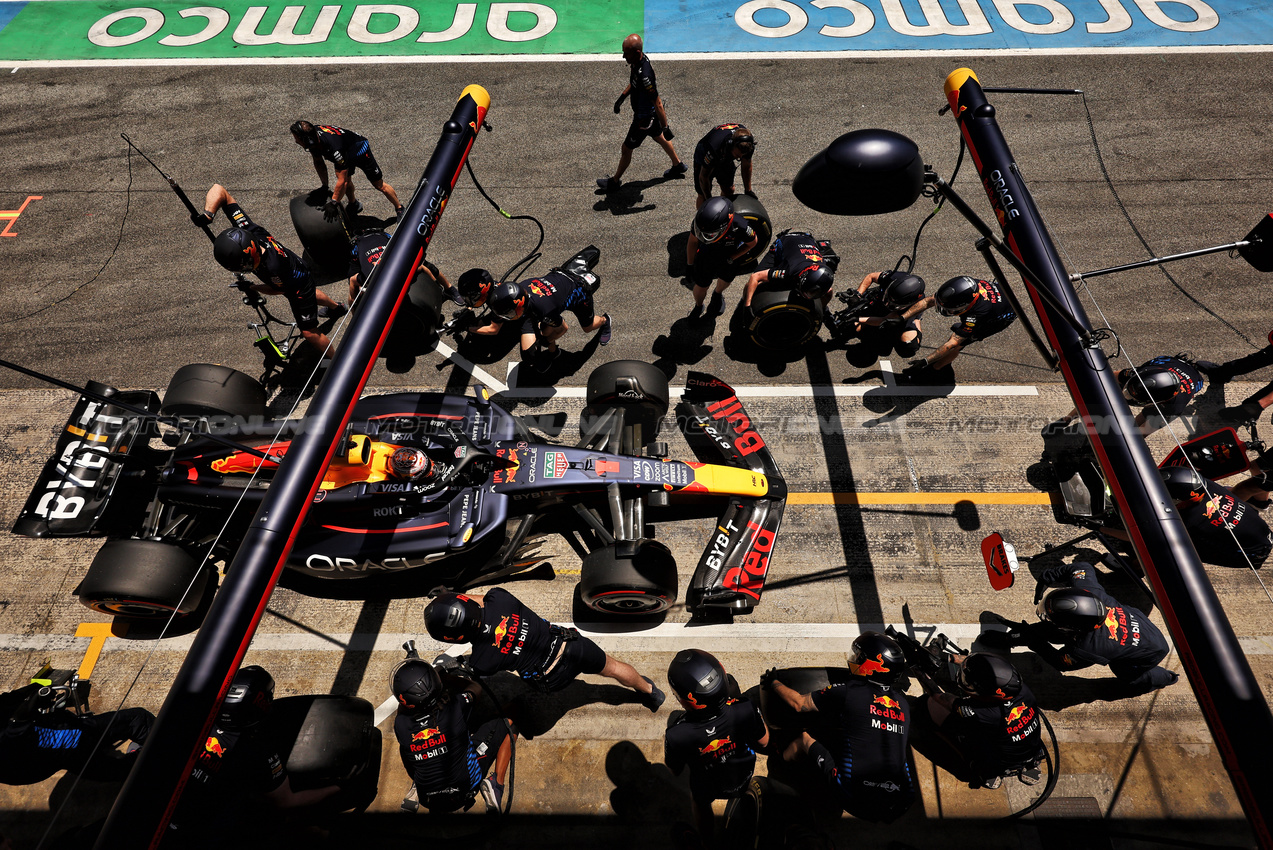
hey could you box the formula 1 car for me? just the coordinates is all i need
[13,361,786,620]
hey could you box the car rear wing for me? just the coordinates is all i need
[12,382,160,538]
[677,372,788,614]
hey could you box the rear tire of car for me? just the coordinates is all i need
[579,540,678,615]
[747,289,824,350]
[581,360,670,449]
[160,363,267,422]
[76,538,210,619]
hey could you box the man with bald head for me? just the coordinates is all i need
[596,33,685,193]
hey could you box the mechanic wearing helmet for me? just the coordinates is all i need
[1044,354,1205,438]
[910,652,1043,790]
[740,228,838,313]
[423,590,664,710]
[693,123,756,209]
[168,666,344,844]
[596,33,686,193]
[193,184,345,357]
[663,649,770,847]
[985,562,1178,691]
[289,120,403,218]
[899,275,1016,376]
[468,273,612,373]
[392,651,514,814]
[1150,467,1271,569]
[763,631,916,822]
[838,270,926,359]
[686,197,760,318]
[348,229,458,306]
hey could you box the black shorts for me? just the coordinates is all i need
[536,629,607,692]
[624,114,662,149]
[691,253,747,288]
[694,144,737,195]
[285,276,319,331]
[346,149,384,184]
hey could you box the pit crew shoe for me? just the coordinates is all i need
[689,302,704,320]
[318,302,348,319]
[640,676,666,712]
[708,291,725,317]
[664,162,688,179]
[479,778,504,813]
[347,200,363,216]
[599,314,613,346]
[534,347,561,373]
[596,176,621,192]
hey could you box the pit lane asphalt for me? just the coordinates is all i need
[2,52,1272,848]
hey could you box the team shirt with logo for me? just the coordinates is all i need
[1178,478,1272,568]
[309,124,371,170]
[467,587,559,678]
[628,56,660,118]
[664,697,766,799]
[393,691,480,801]
[947,681,1043,774]
[950,278,1016,342]
[1041,564,1170,670]
[810,679,914,814]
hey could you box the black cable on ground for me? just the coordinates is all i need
[1079,92,1261,350]
[464,158,544,285]
[2,141,134,327]
[1005,708,1060,820]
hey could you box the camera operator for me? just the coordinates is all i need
[835,270,925,358]
[762,631,915,823]
[907,651,1043,790]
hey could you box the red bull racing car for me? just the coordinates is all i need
[13,360,786,620]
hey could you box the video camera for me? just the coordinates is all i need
[885,626,966,694]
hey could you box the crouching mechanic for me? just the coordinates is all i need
[423,590,664,709]
[985,562,1178,692]
[911,653,1043,790]
[840,270,926,359]
[349,229,460,306]
[1045,354,1205,438]
[740,228,837,315]
[664,649,769,847]
[1157,467,1271,569]
[900,275,1015,376]
[468,273,613,373]
[762,631,915,823]
[686,197,759,318]
[194,184,345,357]
[392,651,514,814]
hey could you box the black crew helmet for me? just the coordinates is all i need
[423,593,484,643]
[882,272,925,311]
[935,275,982,316]
[457,267,495,308]
[693,197,735,244]
[796,264,835,299]
[667,649,729,715]
[213,227,263,272]
[219,665,275,729]
[1160,465,1209,503]
[847,630,904,685]
[1037,586,1108,632]
[1121,366,1182,406]
[393,658,443,713]
[957,652,1022,700]
[730,126,755,157]
[489,281,526,322]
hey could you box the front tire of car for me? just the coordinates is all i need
[579,540,678,615]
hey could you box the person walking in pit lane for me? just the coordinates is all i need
[596,33,686,192]
[290,121,403,218]
[423,590,665,709]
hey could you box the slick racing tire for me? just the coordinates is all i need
[290,190,353,272]
[76,538,210,619]
[581,360,670,449]
[758,667,852,731]
[271,694,382,805]
[722,777,809,850]
[730,194,773,266]
[383,272,445,360]
[580,540,678,615]
[160,363,267,423]
[747,289,824,350]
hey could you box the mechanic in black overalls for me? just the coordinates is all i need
[1044,353,1206,438]
[348,229,460,306]
[392,655,514,814]
[596,33,685,192]
[166,666,342,847]
[686,197,759,319]
[290,121,402,217]
[900,275,1016,378]
[1158,466,1272,569]
[193,184,345,357]
[468,274,612,373]
[985,562,1179,692]
[663,649,769,847]
[740,228,837,314]
[910,653,1043,790]
[423,590,664,709]
[763,631,916,823]
[693,123,755,209]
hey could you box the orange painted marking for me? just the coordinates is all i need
[788,492,1051,506]
[1,195,42,236]
[75,621,126,679]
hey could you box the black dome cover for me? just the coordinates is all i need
[792,129,925,216]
